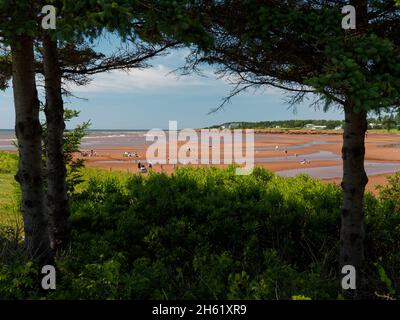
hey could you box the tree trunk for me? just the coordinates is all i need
[340,103,368,296]
[42,33,71,252]
[11,35,52,263]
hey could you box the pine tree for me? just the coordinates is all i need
[187,0,400,297]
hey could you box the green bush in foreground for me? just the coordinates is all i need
[0,153,18,174]
[1,166,400,300]
[0,153,21,228]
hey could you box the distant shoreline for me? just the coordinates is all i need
[1,128,399,136]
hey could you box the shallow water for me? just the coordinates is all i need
[1,130,335,152]
[254,140,335,151]
[277,162,400,179]
[382,144,400,148]
[95,160,147,164]
[0,145,16,151]
[255,151,341,163]
[0,130,16,150]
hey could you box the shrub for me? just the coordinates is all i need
[1,166,400,300]
[0,152,18,174]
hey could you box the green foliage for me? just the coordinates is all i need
[195,2,400,114]
[210,117,400,131]
[377,173,400,214]
[0,54,12,90]
[0,153,18,174]
[211,120,344,130]
[59,167,343,299]
[0,0,38,40]
[292,295,312,300]
[47,0,211,48]
[0,174,21,229]
[41,109,90,194]
[374,260,395,297]
[308,34,400,112]
[1,166,400,299]
[63,110,91,195]
[0,261,38,300]
[0,154,20,228]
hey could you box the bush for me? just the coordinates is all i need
[0,153,18,174]
[57,167,343,299]
[1,166,400,300]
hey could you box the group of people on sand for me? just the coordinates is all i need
[137,160,153,173]
[300,159,311,165]
[81,150,97,157]
[123,151,139,158]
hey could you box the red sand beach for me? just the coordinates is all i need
[79,131,400,195]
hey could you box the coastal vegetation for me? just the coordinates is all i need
[210,120,344,130]
[192,2,400,291]
[211,115,400,132]
[1,152,399,299]
[1,0,400,301]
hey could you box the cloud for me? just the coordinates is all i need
[70,64,286,101]
[71,65,215,94]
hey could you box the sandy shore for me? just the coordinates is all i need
[80,132,400,194]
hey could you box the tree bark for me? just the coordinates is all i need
[42,33,70,252]
[340,102,368,296]
[10,35,52,263]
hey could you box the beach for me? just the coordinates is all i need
[2,129,399,193]
[72,130,400,194]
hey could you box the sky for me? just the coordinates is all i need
[0,40,344,130]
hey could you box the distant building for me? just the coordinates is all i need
[304,124,327,130]
[228,123,240,129]
[221,122,240,129]
[369,123,382,129]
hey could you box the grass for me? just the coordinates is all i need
[0,173,21,229]
[368,129,400,134]
[0,152,20,229]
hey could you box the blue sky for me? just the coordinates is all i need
[0,44,343,130]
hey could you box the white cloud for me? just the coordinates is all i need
[67,59,289,101]
[71,65,214,94]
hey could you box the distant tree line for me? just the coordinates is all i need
[211,120,344,130]
[211,115,400,131]
[368,112,400,131]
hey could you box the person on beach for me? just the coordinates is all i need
[300,159,311,165]
[139,163,147,173]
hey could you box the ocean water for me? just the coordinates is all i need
[0,130,152,151]
[0,130,16,151]
[80,130,152,150]
[277,162,400,179]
